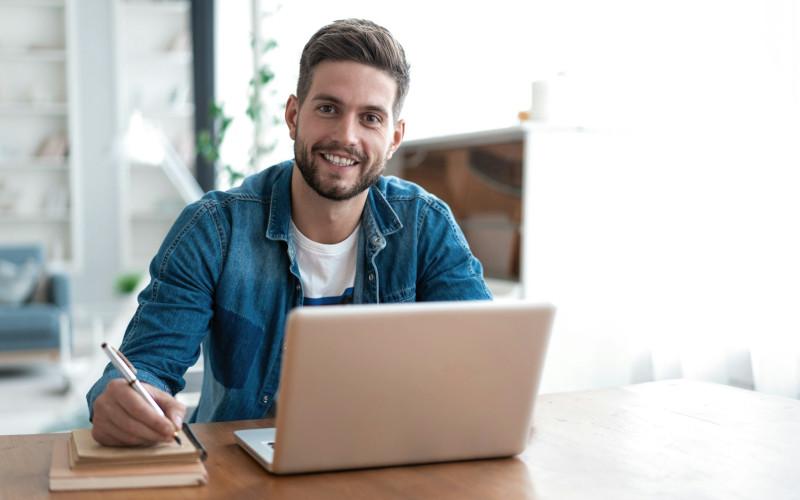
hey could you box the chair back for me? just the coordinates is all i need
[0,244,46,267]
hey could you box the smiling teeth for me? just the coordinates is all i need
[323,153,356,166]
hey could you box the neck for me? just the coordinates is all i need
[290,165,367,244]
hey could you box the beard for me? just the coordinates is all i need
[294,137,386,201]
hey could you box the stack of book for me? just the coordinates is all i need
[49,428,207,491]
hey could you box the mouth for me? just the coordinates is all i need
[319,151,360,168]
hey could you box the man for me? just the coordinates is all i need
[87,19,491,446]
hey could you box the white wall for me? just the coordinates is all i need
[70,0,124,317]
[222,1,800,394]
[215,0,255,188]
[519,1,800,394]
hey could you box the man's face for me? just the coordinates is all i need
[285,61,405,201]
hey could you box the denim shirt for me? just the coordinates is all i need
[87,160,492,422]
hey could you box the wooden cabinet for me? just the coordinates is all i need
[387,127,530,298]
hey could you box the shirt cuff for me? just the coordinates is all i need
[85,364,170,421]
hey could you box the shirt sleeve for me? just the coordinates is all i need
[415,196,493,301]
[86,199,226,420]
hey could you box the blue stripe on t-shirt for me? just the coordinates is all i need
[303,287,354,306]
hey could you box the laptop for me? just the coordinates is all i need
[234,300,554,474]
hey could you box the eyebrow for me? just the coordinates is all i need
[311,93,390,118]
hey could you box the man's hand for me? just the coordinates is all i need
[91,379,186,446]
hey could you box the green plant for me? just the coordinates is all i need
[197,103,240,185]
[244,35,281,175]
[197,26,280,188]
[114,272,144,295]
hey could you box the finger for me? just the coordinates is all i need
[93,379,178,444]
[150,387,186,429]
[114,385,175,438]
[94,395,170,445]
[92,413,163,447]
[110,399,173,443]
[91,390,134,446]
[115,394,175,441]
[91,407,132,447]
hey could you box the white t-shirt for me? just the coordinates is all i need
[290,221,359,306]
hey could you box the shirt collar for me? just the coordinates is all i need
[265,160,404,242]
[265,161,294,242]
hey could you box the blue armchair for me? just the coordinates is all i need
[0,244,71,379]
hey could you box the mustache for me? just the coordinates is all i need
[311,142,367,163]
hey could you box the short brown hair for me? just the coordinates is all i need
[297,19,410,120]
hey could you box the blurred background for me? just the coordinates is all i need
[0,0,798,435]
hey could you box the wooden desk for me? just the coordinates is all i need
[2,380,798,499]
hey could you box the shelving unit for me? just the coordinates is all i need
[0,158,68,171]
[0,0,76,266]
[386,126,533,299]
[114,0,196,271]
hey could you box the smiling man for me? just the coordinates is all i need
[291,60,397,204]
[87,19,492,446]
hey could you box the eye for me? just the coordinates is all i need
[363,113,382,125]
[317,104,336,115]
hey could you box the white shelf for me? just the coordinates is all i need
[0,215,69,223]
[0,48,66,62]
[0,102,68,115]
[0,158,68,170]
[0,0,65,7]
[401,126,528,150]
[0,0,75,266]
[126,51,192,65]
[121,0,189,14]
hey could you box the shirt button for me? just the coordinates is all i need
[371,235,382,246]
[262,395,270,404]
[295,283,300,290]
[368,273,374,281]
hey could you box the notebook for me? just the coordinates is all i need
[235,300,555,474]
[68,428,201,467]
[49,428,207,491]
[49,440,207,491]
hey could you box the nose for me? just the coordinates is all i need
[332,114,359,146]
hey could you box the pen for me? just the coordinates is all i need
[182,422,208,461]
[101,342,182,446]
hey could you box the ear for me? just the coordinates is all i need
[285,95,299,140]
[386,119,405,160]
